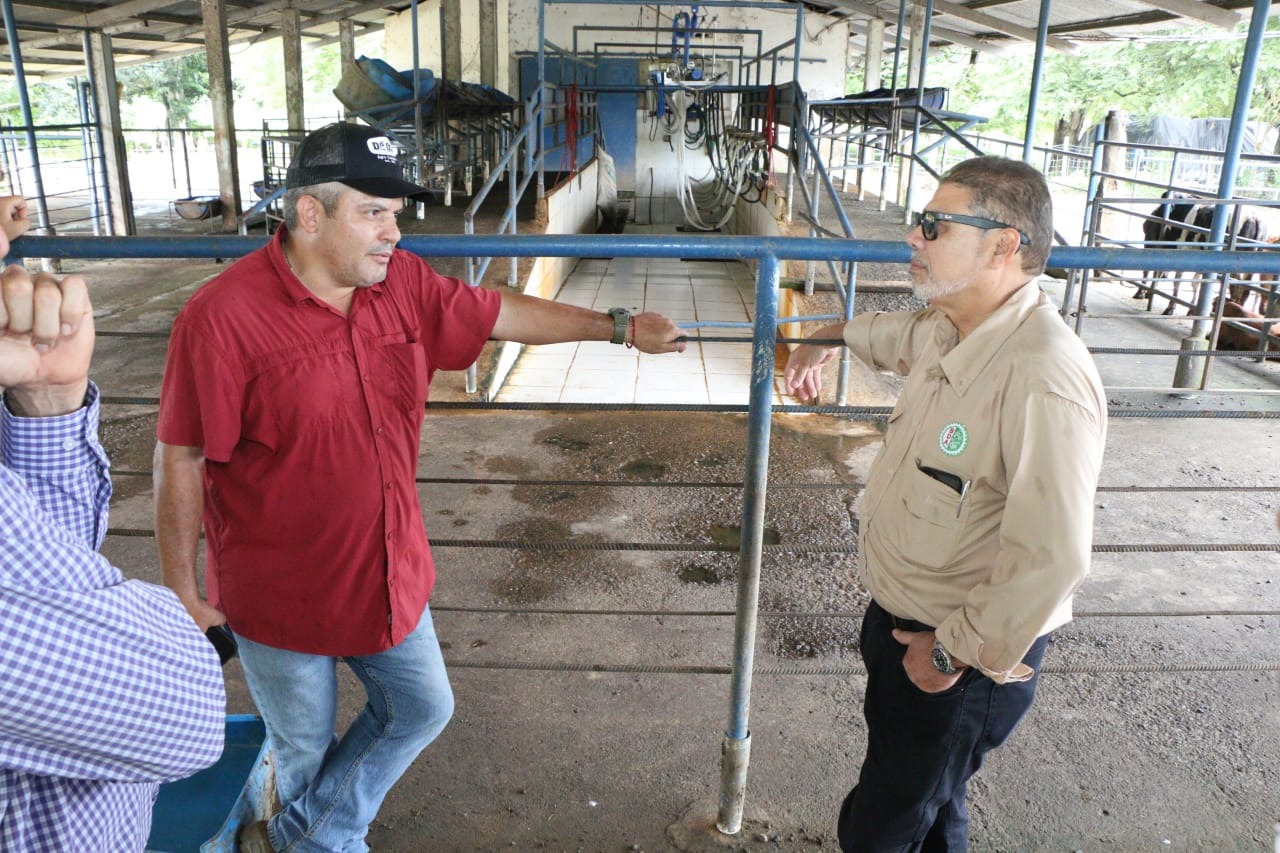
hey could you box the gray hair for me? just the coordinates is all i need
[939,156,1053,277]
[281,182,346,231]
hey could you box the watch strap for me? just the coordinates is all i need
[607,307,631,345]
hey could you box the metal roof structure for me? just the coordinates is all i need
[806,0,1258,55]
[0,0,1263,81]
[0,0,408,78]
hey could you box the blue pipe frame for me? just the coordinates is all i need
[13,229,1280,831]
[21,234,1277,276]
[1178,0,1273,388]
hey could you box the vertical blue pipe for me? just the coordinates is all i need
[716,250,779,836]
[1022,0,1051,162]
[537,0,547,200]
[412,0,428,218]
[1176,0,1271,387]
[890,0,906,92]
[792,2,803,85]
[2,0,51,233]
[1064,123,1105,326]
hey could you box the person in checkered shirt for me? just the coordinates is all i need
[0,196,226,852]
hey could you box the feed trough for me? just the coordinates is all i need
[173,195,222,221]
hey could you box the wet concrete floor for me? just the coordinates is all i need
[52,184,1280,850]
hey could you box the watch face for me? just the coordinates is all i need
[931,643,957,674]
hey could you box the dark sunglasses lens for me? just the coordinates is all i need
[919,213,938,240]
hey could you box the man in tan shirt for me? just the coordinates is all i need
[785,156,1106,852]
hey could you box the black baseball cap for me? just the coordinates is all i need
[285,122,431,201]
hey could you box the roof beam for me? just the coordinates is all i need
[846,16,994,52]
[929,0,1077,51]
[1126,0,1240,30]
[52,0,187,30]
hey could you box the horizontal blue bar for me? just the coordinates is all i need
[11,234,1280,275]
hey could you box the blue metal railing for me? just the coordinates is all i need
[13,224,1280,850]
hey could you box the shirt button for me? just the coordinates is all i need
[377,427,383,434]
[363,375,370,382]
[61,438,77,451]
[386,482,393,490]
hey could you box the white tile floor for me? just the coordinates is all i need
[495,241,796,406]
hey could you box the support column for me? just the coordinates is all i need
[89,31,134,236]
[201,0,242,232]
[896,0,926,210]
[864,18,884,90]
[339,18,355,120]
[282,0,304,133]
[479,0,498,88]
[859,18,885,195]
[443,0,463,81]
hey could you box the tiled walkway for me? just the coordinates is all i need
[495,242,796,405]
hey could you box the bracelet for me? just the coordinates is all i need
[625,316,636,349]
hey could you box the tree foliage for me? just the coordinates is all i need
[0,78,84,125]
[117,54,211,129]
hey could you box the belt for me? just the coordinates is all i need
[889,613,936,633]
[872,600,935,633]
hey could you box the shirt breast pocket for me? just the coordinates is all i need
[376,341,430,410]
[896,478,965,571]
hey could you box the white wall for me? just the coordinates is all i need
[481,160,601,400]
[383,0,510,91]
[382,2,849,225]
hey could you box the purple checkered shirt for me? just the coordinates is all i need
[0,384,225,852]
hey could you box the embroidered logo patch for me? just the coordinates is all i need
[366,137,398,164]
[939,422,968,456]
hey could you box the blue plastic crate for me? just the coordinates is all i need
[147,715,274,853]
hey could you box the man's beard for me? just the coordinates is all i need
[912,277,968,302]
[910,255,969,302]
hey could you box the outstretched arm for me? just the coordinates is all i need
[490,290,687,354]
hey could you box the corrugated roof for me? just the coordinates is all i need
[0,0,405,78]
[0,0,1260,80]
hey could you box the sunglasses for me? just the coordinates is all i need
[912,210,1031,247]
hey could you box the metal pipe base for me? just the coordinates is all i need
[715,731,752,835]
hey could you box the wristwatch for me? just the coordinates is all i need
[931,638,959,675]
[607,307,631,345]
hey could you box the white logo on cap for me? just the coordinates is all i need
[366,137,398,164]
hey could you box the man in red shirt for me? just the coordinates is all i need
[154,122,685,853]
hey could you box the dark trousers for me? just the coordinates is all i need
[838,600,1049,853]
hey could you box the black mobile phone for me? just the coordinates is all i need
[206,624,239,665]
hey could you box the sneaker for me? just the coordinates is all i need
[237,820,277,853]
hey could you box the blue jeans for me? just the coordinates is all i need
[838,600,1048,853]
[236,606,454,853]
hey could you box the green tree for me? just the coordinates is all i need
[919,20,1280,147]
[118,54,211,129]
[0,77,84,125]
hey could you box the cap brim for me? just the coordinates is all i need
[341,176,434,202]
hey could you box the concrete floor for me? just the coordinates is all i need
[497,231,790,407]
[63,183,1280,851]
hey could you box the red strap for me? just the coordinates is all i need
[565,84,579,173]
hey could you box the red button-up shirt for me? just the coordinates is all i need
[158,228,501,655]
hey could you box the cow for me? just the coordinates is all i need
[1215,299,1280,359]
[1139,190,1197,304]
[1160,203,1269,316]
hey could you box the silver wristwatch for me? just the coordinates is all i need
[931,639,958,675]
[607,307,631,345]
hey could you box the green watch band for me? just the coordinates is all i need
[607,307,631,345]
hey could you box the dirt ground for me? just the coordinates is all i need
[65,189,1280,851]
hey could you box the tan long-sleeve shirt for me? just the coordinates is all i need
[845,281,1106,683]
